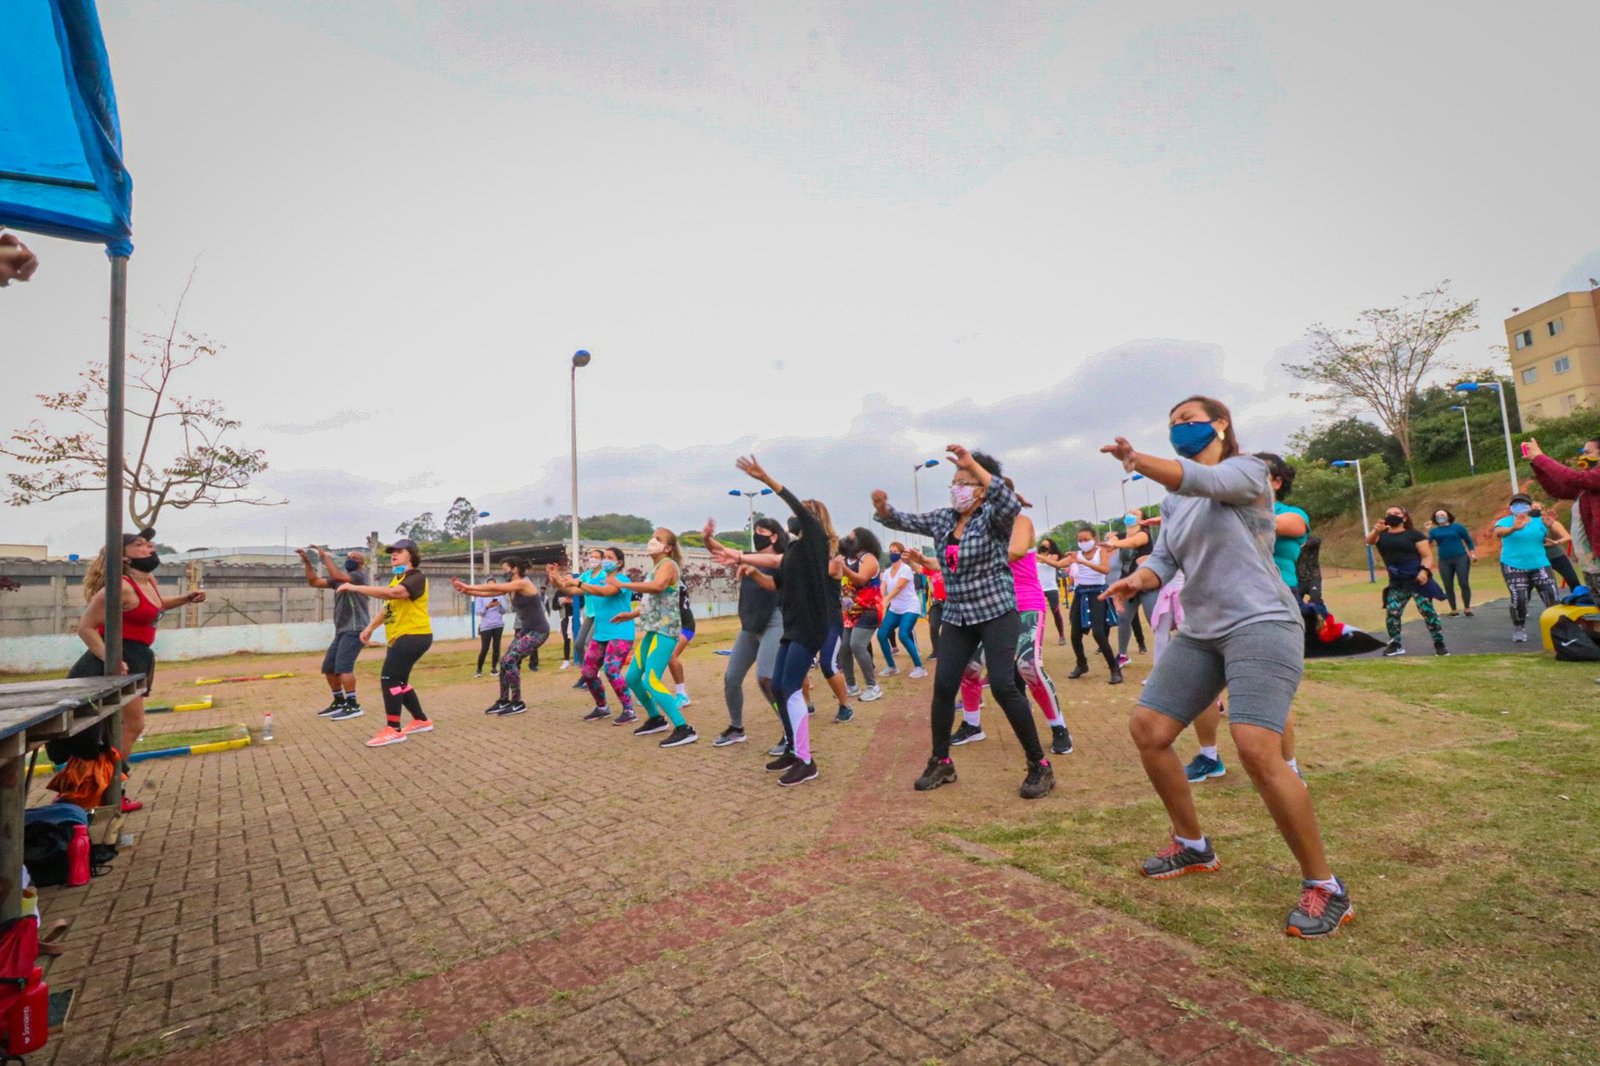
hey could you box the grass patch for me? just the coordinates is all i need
[950,654,1599,1064]
[132,724,246,753]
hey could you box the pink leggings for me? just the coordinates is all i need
[583,637,634,711]
[960,610,1063,725]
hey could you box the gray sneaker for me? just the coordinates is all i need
[1140,837,1221,880]
[1512,626,1528,643]
[1019,761,1055,800]
[914,756,957,792]
[768,739,789,756]
[1285,879,1354,939]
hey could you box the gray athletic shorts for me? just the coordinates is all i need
[321,630,365,675]
[1137,619,1302,734]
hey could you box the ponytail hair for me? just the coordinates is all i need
[82,548,125,603]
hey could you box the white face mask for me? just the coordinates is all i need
[950,484,977,511]
[646,538,665,554]
[1077,540,1095,552]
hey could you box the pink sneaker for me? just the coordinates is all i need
[401,720,434,736]
[365,726,407,748]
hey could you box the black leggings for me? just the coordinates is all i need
[927,602,943,650]
[1548,552,1581,590]
[931,611,1043,763]
[1437,555,1472,611]
[477,627,503,672]
[1044,589,1066,641]
[560,614,573,660]
[1070,587,1117,672]
[381,634,433,728]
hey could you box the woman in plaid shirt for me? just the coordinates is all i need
[874,444,1055,800]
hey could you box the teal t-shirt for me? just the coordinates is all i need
[585,568,636,642]
[1272,502,1310,589]
[1495,515,1549,570]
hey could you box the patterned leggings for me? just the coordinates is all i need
[582,637,634,711]
[960,610,1064,726]
[1382,586,1443,646]
[499,629,549,702]
[1502,564,1559,627]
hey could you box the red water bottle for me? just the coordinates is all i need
[7,966,48,1055]
[67,825,90,887]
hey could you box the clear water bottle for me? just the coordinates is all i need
[263,711,274,741]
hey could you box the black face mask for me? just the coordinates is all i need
[838,536,858,557]
[128,554,161,573]
[1530,507,1543,519]
[344,558,361,573]
[1384,515,1403,527]
[786,517,802,536]
[753,534,774,550]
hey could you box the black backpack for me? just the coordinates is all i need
[1550,617,1600,662]
[22,823,72,887]
[44,718,111,767]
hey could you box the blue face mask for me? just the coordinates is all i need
[599,559,618,573]
[1169,421,1217,458]
[392,564,407,575]
[1510,502,1532,516]
[889,552,901,564]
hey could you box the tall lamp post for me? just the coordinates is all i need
[1331,459,1375,582]
[912,458,940,548]
[1448,404,1476,475]
[1453,381,1518,493]
[1130,472,1151,507]
[468,510,491,584]
[727,487,773,545]
[569,349,591,569]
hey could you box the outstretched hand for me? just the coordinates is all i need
[702,517,717,544]
[1100,574,1142,612]
[735,455,771,484]
[945,443,974,470]
[1101,437,1138,472]
[451,577,468,592]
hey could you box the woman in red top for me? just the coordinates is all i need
[922,561,947,655]
[69,528,206,812]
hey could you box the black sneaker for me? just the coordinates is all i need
[1382,642,1406,657]
[570,678,588,689]
[633,717,670,736]
[1434,644,1449,657]
[1019,761,1054,800]
[613,709,639,726]
[778,759,819,787]
[834,706,854,723]
[582,707,610,722]
[1050,724,1073,755]
[950,722,986,746]
[496,701,528,716]
[329,705,364,721]
[766,751,797,772]
[1067,664,1089,679]
[1140,837,1221,879]
[712,727,746,747]
[914,756,957,792]
[659,725,698,748]
[1109,668,1124,685]
[1285,879,1354,939]
[316,701,344,718]
[484,701,508,715]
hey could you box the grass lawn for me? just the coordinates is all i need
[946,654,1599,1064]
[132,724,246,753]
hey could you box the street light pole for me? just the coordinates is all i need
[912,459,939,549]
[1333,459,1374,582]
[1449,404,1476,475]
[569,350,591,569]
[1453,381,1519,494]
[467,509,491,636]
[728,488,773,547]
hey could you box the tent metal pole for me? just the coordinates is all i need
[103,255,127,815]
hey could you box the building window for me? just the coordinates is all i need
[1514,329,1534,349]
[1521,366,1538,385]
[1565,394,1578,411]
[1549,318,1565,337]
[1555,355,1572,374]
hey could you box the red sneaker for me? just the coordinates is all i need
[120,796,144,813]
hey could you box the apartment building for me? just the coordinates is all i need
[1504,285,1600,424]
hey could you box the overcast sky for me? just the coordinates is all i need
[6,0,1600,555]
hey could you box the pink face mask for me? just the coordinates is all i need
[950,484,977,511]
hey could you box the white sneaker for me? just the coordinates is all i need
[908,666,927,679]
[473,672,483,678]
[678,693,692,707]
[878,667,899,678]
[846,685,861,698]
[859,685,884,702]
[559,660,572,671]
[1512,627,1528,643]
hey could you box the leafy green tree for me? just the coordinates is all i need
[394,511,440,541]
[1287,418,1403,471]
[442,497,478,539]
[1286,281,1478,483]
[1289,455,1406,522]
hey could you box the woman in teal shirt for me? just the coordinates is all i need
[1426,509,1476,617]
[1494,492,1559,643]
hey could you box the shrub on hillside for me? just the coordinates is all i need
[1289,454,1406,522]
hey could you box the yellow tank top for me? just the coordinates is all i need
[383,571,431,638]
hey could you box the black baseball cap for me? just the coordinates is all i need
[122,527,156,546]
[384,537,419,554]
[1510,492,1533,506]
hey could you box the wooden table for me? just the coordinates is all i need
[0,676,142,920]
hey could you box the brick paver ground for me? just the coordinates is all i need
[30,620,1457,1064]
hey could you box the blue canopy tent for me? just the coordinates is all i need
[1,0,134,788]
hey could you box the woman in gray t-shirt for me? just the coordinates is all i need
[1101,394,1352,940]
